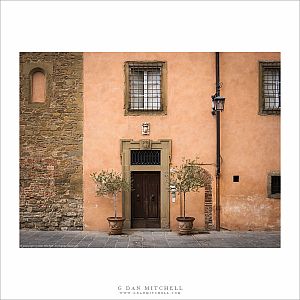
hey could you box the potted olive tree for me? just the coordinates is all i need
[170,158,208,235]
[90,170,130,235]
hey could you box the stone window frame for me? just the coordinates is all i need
[22,61,53,107]
[267,171,281,199]
[258,61,281,116]
[124,61,167,116]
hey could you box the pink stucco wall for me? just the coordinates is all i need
[220,52,280,230]
[83,52,280,231]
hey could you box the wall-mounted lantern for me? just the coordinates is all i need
[211,95,226,114]
[142,122,150,135]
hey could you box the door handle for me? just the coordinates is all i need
[151,194,155,201]
[136,194,140,201]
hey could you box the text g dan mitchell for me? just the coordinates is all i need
[118,285,183,294]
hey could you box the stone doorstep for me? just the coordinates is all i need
[124,228,172,232]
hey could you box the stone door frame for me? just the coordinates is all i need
[120,139,172,229]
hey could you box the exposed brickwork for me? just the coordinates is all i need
[203,169,213,230]
[20,52,83,230]
[205,184,213,230]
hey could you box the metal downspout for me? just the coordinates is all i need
[215,52,221,231]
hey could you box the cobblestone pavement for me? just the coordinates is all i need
[20,230,280,248]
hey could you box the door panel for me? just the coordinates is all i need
[131,172,160,228]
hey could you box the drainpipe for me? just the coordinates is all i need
[215,52,221,231]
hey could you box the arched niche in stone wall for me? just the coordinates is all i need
[31,68,46,103]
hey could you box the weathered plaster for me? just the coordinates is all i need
[81,52,280,231]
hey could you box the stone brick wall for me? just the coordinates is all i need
[205,184,213,230]
[20,52,83,230]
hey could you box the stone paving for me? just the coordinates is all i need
[20,230,280,248]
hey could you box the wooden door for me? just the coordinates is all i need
[131,172,160,228]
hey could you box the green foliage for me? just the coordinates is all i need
[90,170,130,197]
[169,158,210,217]
[90,170,131,218]
[170,158,208,193]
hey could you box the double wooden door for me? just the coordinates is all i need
[131,172,160,228]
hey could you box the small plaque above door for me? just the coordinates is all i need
[140,139,151,150]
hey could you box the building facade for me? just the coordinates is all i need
[20,52,280,231]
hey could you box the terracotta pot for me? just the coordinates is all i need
[176,216,195,235]
[107,217,125,235]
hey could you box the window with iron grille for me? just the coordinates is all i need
[131,150,161,165]
[271,176,280,194]
[124,62,166,115]
[267,172,280,199]
[259,61,281,115]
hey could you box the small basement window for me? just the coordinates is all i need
[271,176,280,194]
[267,172,280,198]
[233,175,239,182]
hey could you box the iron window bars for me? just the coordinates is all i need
[131,150,161,165]
[127,62,164,111]
[259,61,281,114]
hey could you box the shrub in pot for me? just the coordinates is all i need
[90,170,130,235]
[170,158,208,234]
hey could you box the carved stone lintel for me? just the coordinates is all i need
[140,139,152,150]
